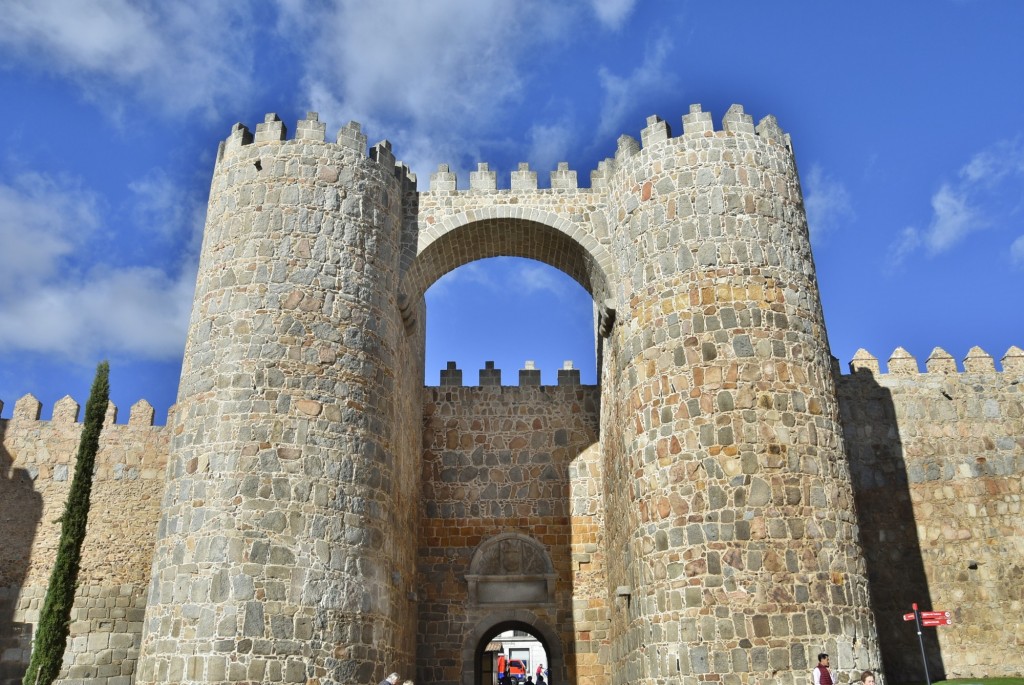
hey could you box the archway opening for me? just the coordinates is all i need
[413,215,608,685]
[473,620,556,685]
[424,256,596,385]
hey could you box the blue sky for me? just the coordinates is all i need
[1,1,1022,424]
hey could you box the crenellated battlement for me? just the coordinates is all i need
[1,393,171,487]
[217,104,789,196]
[433,360,588,388]
[427,104,790,193]
[0,394,173,427]
[842,345,1024,376]
[216,111,418,189]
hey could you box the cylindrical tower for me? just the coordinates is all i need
[136,113,420,685]
[602,106,880,685]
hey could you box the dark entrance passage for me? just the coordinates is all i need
[467,616,562,685]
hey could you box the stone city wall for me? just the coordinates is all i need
[0,396,170,685]
[2,340,1023,685]
[837,346,1024,681]
[419,363,608,685]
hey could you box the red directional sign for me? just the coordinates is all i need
[903,613,917,621]
[921,617,953,627]
[919,611,951,620]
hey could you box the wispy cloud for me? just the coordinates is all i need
[596,35,675,141]
[0,170,197,361]
[886,227,922,271]
[526,121,576,175]
[128,170,206,252]
[0,265,195,361]
[0,173,100,293]
[590,0,638,30]
[803,164,853,239]
[426,258,575,300]
[426,260,498,299]
[959,138,1024,185]
[886,138,1024,267]
[280,0,573,181]
[922,184,980,253]
[1011,235,1024,269]
[513,261,574,297]
[0,0,258,118]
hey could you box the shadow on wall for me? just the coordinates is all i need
[839,370,945,684]
[0,420,44,685]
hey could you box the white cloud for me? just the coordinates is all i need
[0,174,100,293]
[514,261,572,297]
[0,0,257,118]
[596,35,674,140]
[0,0,157,77]
[426,260,498,299]
[803,164,853,238]
[891,138,1024,264]
[886,227,922,269]
[526,122,576,176]
[128,171,207,251]
[0,170,198,361]
[924,184,980,253]
[590,0,638,30]
[0,265,195,360]
[282,0,572,181]
[959,138,1024,185]
[427,257,575,300]
[1011,235,1024,268]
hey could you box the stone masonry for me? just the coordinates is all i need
[1,106,1022,685]
[838,346,1024,681]
[419,372,604,685]
[0,396,169,685]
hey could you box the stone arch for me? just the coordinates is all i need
[402,206,613,306]
[468,532,555,575]
[465,533,557,606]
[461,611,564,685]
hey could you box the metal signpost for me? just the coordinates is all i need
[902,603,953,685]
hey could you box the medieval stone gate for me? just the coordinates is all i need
[4,105,1023,685]
[122,104,886,685]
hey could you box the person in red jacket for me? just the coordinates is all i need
[812,654,834,685]
[497,655,507,683]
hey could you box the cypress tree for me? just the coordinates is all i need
[23,361,110,685]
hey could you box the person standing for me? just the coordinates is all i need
[860,671,876,685]
[812,654,834,685]
[379,673,400,685]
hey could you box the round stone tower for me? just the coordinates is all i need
[136,113,422,685]
[600,106,879,685]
